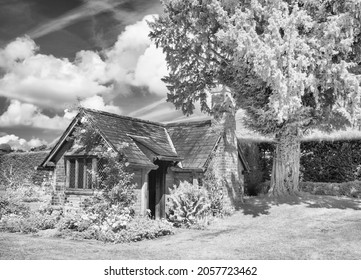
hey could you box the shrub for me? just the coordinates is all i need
[0,209,62,233]
[167,181,210,228]
[57,214,174,243]
[95,216,174,243]
[300,181,361,198]
[0,196,30,219]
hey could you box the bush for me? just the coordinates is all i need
[167,181,210,228]
[0,196,30,219]
[0,209,62,233]
[57,214,174,243]
[58,203,133,233]
[95,216,174,243]
[300,181,361,198]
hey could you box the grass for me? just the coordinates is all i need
[1,193,361,259]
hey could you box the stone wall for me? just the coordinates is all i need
[52,154,66,205]
[52,157,146,215]
[208,135,242,207]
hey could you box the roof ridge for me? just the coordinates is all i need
[165,119,212,127]
[81,108,165,127]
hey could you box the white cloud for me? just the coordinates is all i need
[0,36,38,68]
[133,44,168,95]
[0,134,47,151]
[102,15,167,96]
[0,100,70,130]
[0,15,168,121]
[80,95,122,114]
[0,49,111,108]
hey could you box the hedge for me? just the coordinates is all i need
[242,139,361,186]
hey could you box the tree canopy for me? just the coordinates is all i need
[150,0,361,136]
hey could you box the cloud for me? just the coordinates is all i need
[79,95,122,114]
[0,36,38,68]
[0,134,47,151]
[0,37,111,109]
[0,15,168,118]
[63,95,123,121]
[0,100,70,130]
[102,14,167,96]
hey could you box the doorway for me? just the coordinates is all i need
[147,161,168,219]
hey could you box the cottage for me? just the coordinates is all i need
[39,106,249,218]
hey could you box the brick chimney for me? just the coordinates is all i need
[211,86,242,207]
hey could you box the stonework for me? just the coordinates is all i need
[210,90,242,206]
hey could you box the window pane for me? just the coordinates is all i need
[97,158,107,187]
[78,159,84,189]
[69,160,76,188]
[86,159,93,189]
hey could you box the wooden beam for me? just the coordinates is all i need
[65,159,70,188]
[160,164,166,219]
[141,169,149,216]
[155,163,167,219]
[75,159,79,189]
[192,171,198,186]
[92,158,97,189]
[83,159,87,189]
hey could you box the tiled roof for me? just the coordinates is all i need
[83,108,181,167]
[166,120,220,170]
[41,108,249,172]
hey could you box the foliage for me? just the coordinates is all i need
[0,208,62,233]
[300,140,361,182]
[167,181,211,228]
[56,207,173,243]
[95,155,137,208]
[151,0,361,133]
[0,196,30,219]
[203,168,234,216]
[58,204,132,233]
[72,117,137,208]
[300,181,361,198]
[94,216,174,243]
[4,182,51,203]
[247,140,361,188]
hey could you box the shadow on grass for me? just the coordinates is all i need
[240,193,361,217]
[302,195,361,210]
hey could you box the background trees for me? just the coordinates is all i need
[150,0,361,195]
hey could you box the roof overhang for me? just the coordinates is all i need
[39,113,81,168]
[170,166,205,173]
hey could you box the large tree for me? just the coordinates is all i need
[150,0,361,195]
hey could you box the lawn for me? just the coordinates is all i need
[1,193,361,260]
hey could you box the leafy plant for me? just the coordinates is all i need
[203,168,234,217]
[0,196,30,219]
[94,216,174,243]
[167,181,210,228]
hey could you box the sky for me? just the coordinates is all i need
[0,0,208,150]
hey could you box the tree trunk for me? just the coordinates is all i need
[269,129,301,196]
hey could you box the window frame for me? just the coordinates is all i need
[64,155,97,193]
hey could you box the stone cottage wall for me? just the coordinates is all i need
[129,168,143,215]
[208,135,243,208]
[52,156,146,214]
[210,89,242,206]
[52,154,67,205]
